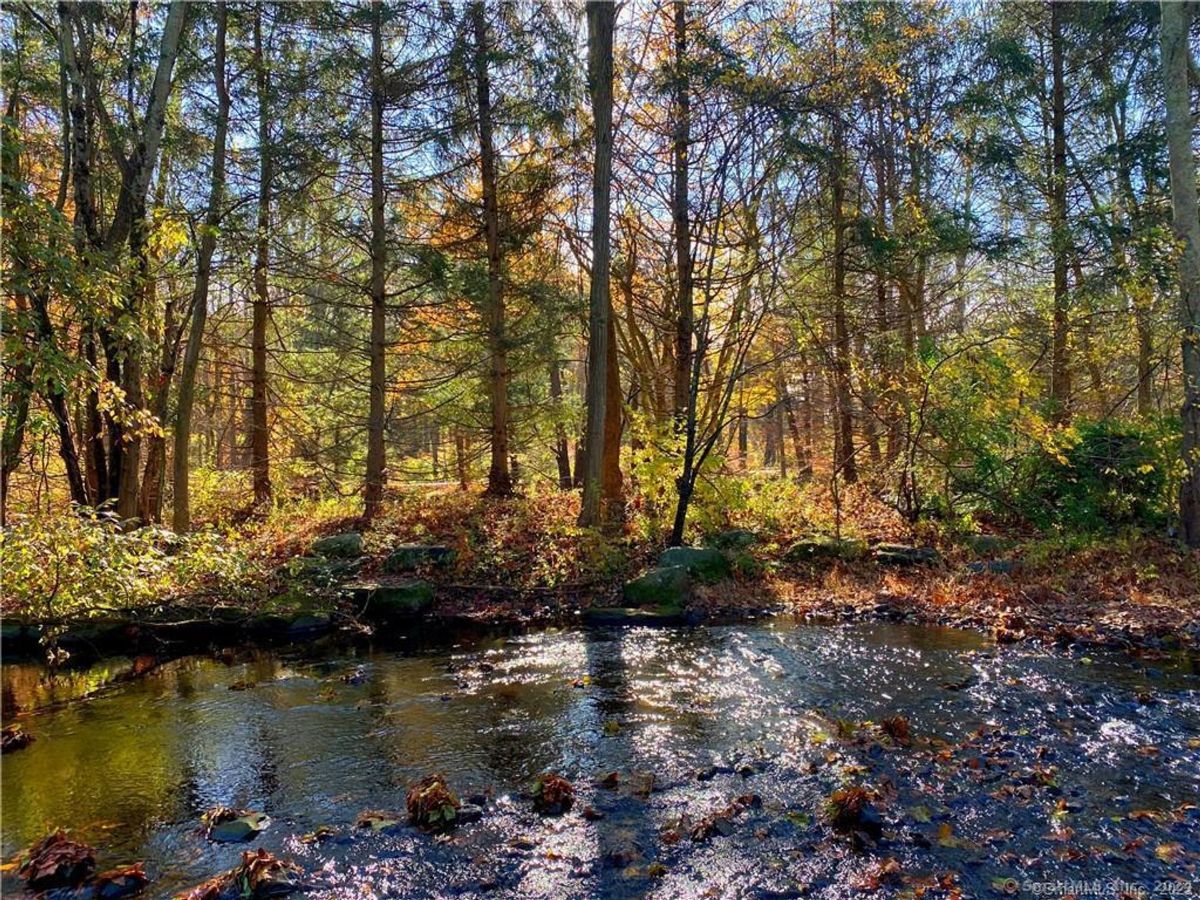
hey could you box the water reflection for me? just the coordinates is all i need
[2,622,1197,898]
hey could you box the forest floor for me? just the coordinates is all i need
[264,484,1200,652]
[3,483,1198,656]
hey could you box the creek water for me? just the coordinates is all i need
[2,621,1198,898]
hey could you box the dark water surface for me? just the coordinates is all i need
[3,622,1198,897]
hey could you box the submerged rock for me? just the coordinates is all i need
[355,810,406,833]
[582,605,689,626]
[93,863,149,899]
[311,532,363,559]
[347,579,434,620]
[202,808,270,843]
[658,546,731,583]
[382,544,456,574]
[622,565,691,609]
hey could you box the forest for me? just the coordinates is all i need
[1,1,1199,897]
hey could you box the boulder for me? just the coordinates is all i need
[623,565,692,608]
[382,544,456,574]
[785,536,867,563]
[658,546,730,583]
[963,533,1014,556]
[347,579,435,620]
[311,532,363,559]
[286,614,332,640]
[873,543,941,566]
[291,556,363,586]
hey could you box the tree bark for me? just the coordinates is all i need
[364,0,388,519]
[580,0,618,526]
[250,1,273,506]
[469,3,511,496]
[549,362,572,488]
[173,0,229,533]
[1160,0,1200,547]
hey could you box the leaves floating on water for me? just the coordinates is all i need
[880,716,912,747]
[406,774,461,830]
[531,773,574,815]
[177,849,302,900]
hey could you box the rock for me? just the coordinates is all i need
[658,546,730,583]
[704,529,758,551]
[2,724,34,754]
[622,565,692,609]
[311,532,363,559]
[873,544,941,566]
[203,808,270,843]
[785,536,866,563]
[355,810,406,833]
[18,831,95,891]
[382,544,456,573]
[457,803,485,824]
[93,863,149,899]
[582,606,689,626]
[286,614,331,640]
[347,579,434,620]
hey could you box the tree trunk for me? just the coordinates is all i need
[1048,0,1071,424]
[550,362,572,488]
[470,2,511,496]
[829,9,857,485]
[173,0,229,533]
[580,0,618,526]
[1160,0,1200,547]
[364,0,388,519]
[671,0,692,424]
[250,1,273,506]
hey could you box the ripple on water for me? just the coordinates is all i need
[2,622,1197,899]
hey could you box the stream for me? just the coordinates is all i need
[3,621,1198,897]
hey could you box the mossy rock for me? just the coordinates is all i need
[658,546,730,583]
[623,565,692,608]
[382,544,456,574]
[873,544,941,566]
[582,605,690,626]
[290,556,363,586]
[311,532,363,559]
[286,614,332,639]
[348,579,435,620]
[704,529,758,551]
[785,536,866,563]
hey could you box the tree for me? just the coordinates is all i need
[174,1,230,533]
[579,0,619,527]
[363,0,388,518]
[1159,0,1200,546]
[250,1,273,505]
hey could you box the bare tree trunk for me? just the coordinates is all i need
[250,1,272,506]
[174,0,229,533]
[1160,0,1200,546]
[470,3,512,497]
[1048,0,1071,424]
[364,0,388,519]
[580,0,618,526]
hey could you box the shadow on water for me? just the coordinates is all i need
[2,620,1198,898]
